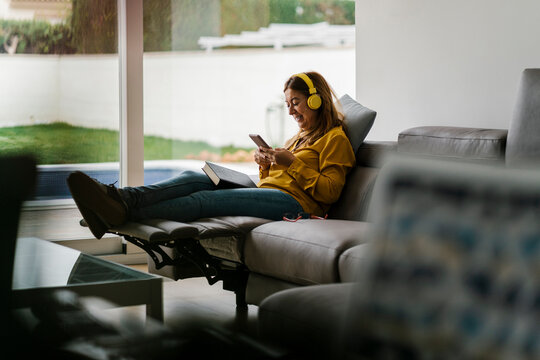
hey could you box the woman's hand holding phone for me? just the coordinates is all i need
[250,134,295,168]
[251,134,272,169]
[254,148,272,169]
[251,134,270,169]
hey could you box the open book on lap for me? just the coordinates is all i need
[202,161,257,189]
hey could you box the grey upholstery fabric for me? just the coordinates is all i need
[244,220,371,285]
[260,156,540,358]
[144,216,274,278]
[338,243,372,283]
[506,68,540,168]
[329,142,396,221]
[258,283,355,357]
[355,140,397,167]
[194,216,273,262]
[110,219,199,243]
[245,273,299,305]
[339,94,376,154]
[192,216,272,239]
[398,126,507,163]
[328,167,378,222]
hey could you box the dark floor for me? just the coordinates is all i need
[122,265,259,337]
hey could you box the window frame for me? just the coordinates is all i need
[118,0,144,188]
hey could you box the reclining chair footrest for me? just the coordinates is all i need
[119,233,249,308]
[121,234,177,270]
[82,217,258,308]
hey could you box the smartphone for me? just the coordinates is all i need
[249,134,271,149]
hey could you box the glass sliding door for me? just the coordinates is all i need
[1,0,121,244]
[5,0,355,256]
[142,0,356,180]
[1,0,120,203]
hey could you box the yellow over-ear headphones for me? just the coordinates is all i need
[294,73,322,110]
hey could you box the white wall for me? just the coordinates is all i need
[143,47,355,147]
[0,47,354,147]
[0,55,61,125]
[355,0,540,141]
[59,55,120,131]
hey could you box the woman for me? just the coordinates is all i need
[68,72,356,239]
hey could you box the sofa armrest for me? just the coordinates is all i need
[338,244,372,283]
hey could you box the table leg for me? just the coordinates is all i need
[146,278,163,322]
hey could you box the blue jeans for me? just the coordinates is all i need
[119,170,304,222]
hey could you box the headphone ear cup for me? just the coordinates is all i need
[307,94,322,110]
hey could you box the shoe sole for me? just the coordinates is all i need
[72,198,108,239]
[67,171,127,228]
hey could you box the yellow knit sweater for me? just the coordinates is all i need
[258,126,356,216]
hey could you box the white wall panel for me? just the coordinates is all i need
[0,47,354,147]
[356,0,540,140]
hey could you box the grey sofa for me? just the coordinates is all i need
[106,69,536,315]
[258,154,540,359]
[257,68,540,358]
[244,124,510,305]
[108,124,506,307]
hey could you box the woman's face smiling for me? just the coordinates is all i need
[285,88,317,131]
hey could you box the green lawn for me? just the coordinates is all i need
[0,122,253,165]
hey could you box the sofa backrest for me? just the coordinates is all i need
[331,69,537,223]
[506,68,540,168]
[329,126,508,222]
[328,141,396,221]
[398,126,507,164]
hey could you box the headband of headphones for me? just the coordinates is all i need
[294,73,322,110]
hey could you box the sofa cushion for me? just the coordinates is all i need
[258,283,355,357]
[244,219,371,285]
[339,94,376,155]
[398,126,507,164]
[338,243,372,283]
